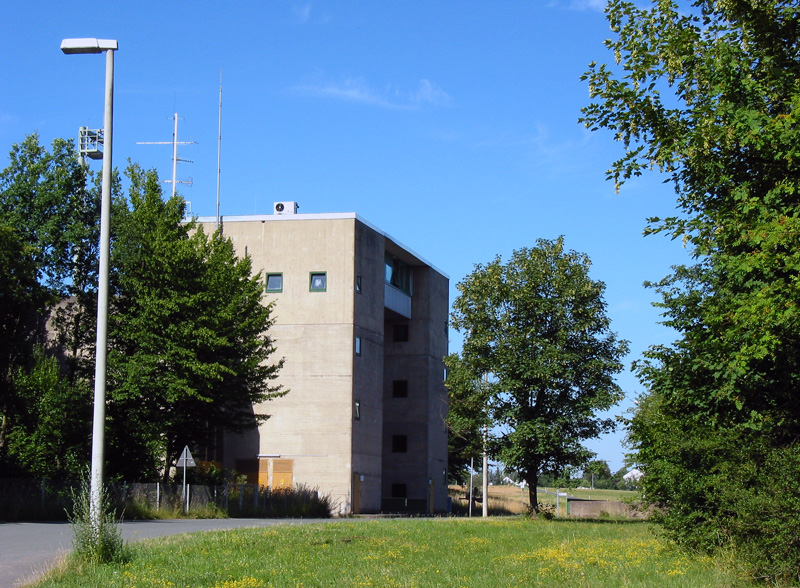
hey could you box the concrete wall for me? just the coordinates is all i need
[198,213,448,514]
[351,221,386,513]
[205,217,358,512]
[381,263,449,512]
[567,499,650,519]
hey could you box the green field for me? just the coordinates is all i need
[450,485,641,517]
[34,518,753,588]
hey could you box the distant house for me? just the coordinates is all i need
[623,468,643,483]
[196,204,449,514]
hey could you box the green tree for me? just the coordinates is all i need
[5,347,91,479]
[0,225,51,464]
[108,164,285,481]
[0,134,98,296]
[0,135,104,475]
[448,237,629,513]
[583,459,612,489]
[444,353,491,482]
[581,1,800,581]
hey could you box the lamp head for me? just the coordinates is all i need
[61,38,118,54]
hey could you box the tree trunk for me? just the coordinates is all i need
[526,472,539,515]
[0,410,7,453]
[162,444,175,485]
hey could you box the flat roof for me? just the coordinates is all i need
[193,212,448,279]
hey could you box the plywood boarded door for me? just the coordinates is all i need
[272,459,293,489]
[257,458,270,488]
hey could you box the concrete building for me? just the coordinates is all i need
[196,204,449,514]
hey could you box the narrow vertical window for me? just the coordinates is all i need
[356,274,362,294]
[355,337,362,356]
[392,380,408,398]
[354,399,361,421]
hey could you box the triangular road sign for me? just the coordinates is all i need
[177,445,196,468]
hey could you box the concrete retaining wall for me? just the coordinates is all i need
[567,499,649,519]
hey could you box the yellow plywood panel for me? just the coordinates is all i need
[258,458,270,487]
[273,459,293,473]
[272,459,293,489]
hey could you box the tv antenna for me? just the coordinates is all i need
[216,71,222,229]
[137,113,197,198]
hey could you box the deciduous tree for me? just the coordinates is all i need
[0,225,51,464]
[448,238,628,512]
[0,134,101,475]
[444,353,491,481]
[108,164,285,481]
[581,1,800,581]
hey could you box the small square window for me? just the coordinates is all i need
[266,273,283,292]
[391,483,407,498]
[355,337,362,356]
[354,399,361,421]
[356,274,362,294]
[310,272,327,292]
[393,324,409,342]
[392,435,408,453]
[392,380,408,398]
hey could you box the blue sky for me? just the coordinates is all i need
[1,1,690,473]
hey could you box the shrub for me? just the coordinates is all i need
[531,502,556,520]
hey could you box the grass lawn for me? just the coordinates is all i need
[34,518,753,588]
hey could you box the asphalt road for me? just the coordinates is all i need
[0,518,336,587]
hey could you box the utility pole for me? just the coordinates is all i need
[469,458,474,518]
[482,372,489,517]
[482,424,489,517]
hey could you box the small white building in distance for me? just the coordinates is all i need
[196,203,449,514]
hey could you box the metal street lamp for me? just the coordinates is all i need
[61,37,118,531]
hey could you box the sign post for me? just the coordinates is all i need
[177,445,196,513]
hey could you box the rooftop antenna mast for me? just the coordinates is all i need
[216,71,222,230]
[137,113,197,199]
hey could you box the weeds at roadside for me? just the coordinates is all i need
[67,477,130,565]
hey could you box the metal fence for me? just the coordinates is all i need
[0,479,331,521]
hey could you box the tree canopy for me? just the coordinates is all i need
[0,135,97,477]
[0,134,286,483]
[581,1,800,582]
[447,237,628,512]
[107,164,286,481]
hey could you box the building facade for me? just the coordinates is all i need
[197,204,449,514]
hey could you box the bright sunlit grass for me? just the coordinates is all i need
[34,518,752,588]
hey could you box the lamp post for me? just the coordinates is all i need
[61,38,117,531]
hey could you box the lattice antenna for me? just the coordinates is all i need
[137,113,197,198]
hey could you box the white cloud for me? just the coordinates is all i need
[293,76,451,110]
[293,3,312,23]
[0,111,18,125]
[548,0,606,11]
[580,0,607,10]
[412,79,451,107]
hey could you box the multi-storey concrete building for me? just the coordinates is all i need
[197,203,449,514]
